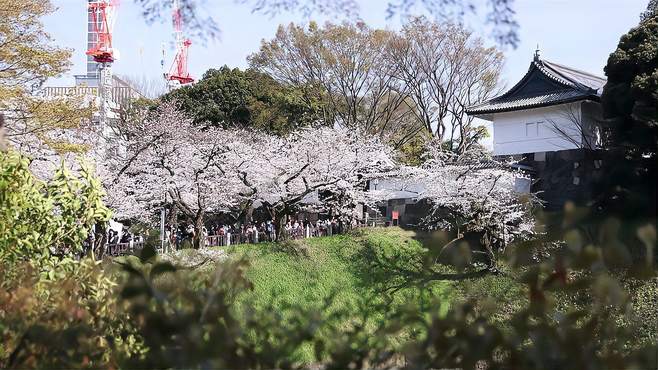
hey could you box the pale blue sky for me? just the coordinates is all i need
[45,0,649,89]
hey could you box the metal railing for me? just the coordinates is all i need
[204,223,359,247]
[205,234,252,247]
[103,221,391,256]
[365,217,389,227]
[105,241,144,256]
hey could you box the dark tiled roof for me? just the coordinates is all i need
[540,60,606,93]
[467,58,607,116]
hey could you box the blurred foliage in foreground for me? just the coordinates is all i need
[1,6,657,370]
[0,150,658,369]
[0,151,111,267]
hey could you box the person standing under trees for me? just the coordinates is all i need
[120,232,131,245]
[253,225,259,243]
[108,230,119,245]
[246,225,253,243]
[304,219,311,238]
[218,225,225,245]
[164,227,172,253]
[175,227,182,249]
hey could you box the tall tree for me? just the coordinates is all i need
[250,20,501,155]
[388,17,503,152]
[104,103,252,249]
[409,143,536,270]
[161,66,322,134]
[244,126,396,239]
[599,9,657,221]
[0,0,92,159]
[249,22,424,148]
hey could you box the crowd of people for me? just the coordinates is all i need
[104,229,145,255]
[106,229,144,246]
[101,216,362,255]
[164,218,354,249]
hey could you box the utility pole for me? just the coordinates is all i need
[98,62,112,128]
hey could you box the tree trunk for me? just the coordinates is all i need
[167,203,178,231]
[244,203,254,225]
[275,213,288,241]
[93,222,107,260]
[193,213,205,249]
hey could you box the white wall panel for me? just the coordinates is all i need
[492,103,583,156]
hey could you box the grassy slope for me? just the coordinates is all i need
[157,227,656,364]
[166,227,658,361]
[223,227,453,313]
[216,228,454,362]
[170,227,527,333]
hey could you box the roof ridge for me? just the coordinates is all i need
[465,56,605,116]
[534,60,582,89]
[542,60,606,81]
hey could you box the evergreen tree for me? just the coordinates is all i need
[598,10,657,220]
[161,66,323,135]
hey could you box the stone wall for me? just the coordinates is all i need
[523,149,604,211]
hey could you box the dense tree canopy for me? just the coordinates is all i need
[161,66,322,134]
[602,12,658,147]
[249,22,417,139]
[599,10,657,221]
[390,17,502,151]
[105,102,395,243]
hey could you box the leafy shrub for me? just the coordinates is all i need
[0,260,145,368]
[0,151,111,266]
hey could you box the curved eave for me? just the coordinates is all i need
[466,58,606,121]
[466,93,600,120]
[491,60,576,102]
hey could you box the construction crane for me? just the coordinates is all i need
[165,0,194,87]
[86,0,119,127]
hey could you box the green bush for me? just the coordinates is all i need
[0,151,111,266]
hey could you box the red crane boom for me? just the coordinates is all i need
[86,0,118,63]
[166,0,194,85]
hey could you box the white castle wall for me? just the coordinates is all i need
[492,103,585,156]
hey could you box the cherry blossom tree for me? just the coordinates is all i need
[102,103,252,248]
[241,126,396,239]
[407,142,537,270]
[103,102,396,244]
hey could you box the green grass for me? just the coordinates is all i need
[222,227,454,314]
[145,227,656,364]
[190,227,457,362]
[174,227,548,363]
[160,227,528,328]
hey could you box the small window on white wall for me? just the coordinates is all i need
[525,122,538,137]
[536,120,546,136]
[514,177,532,193]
